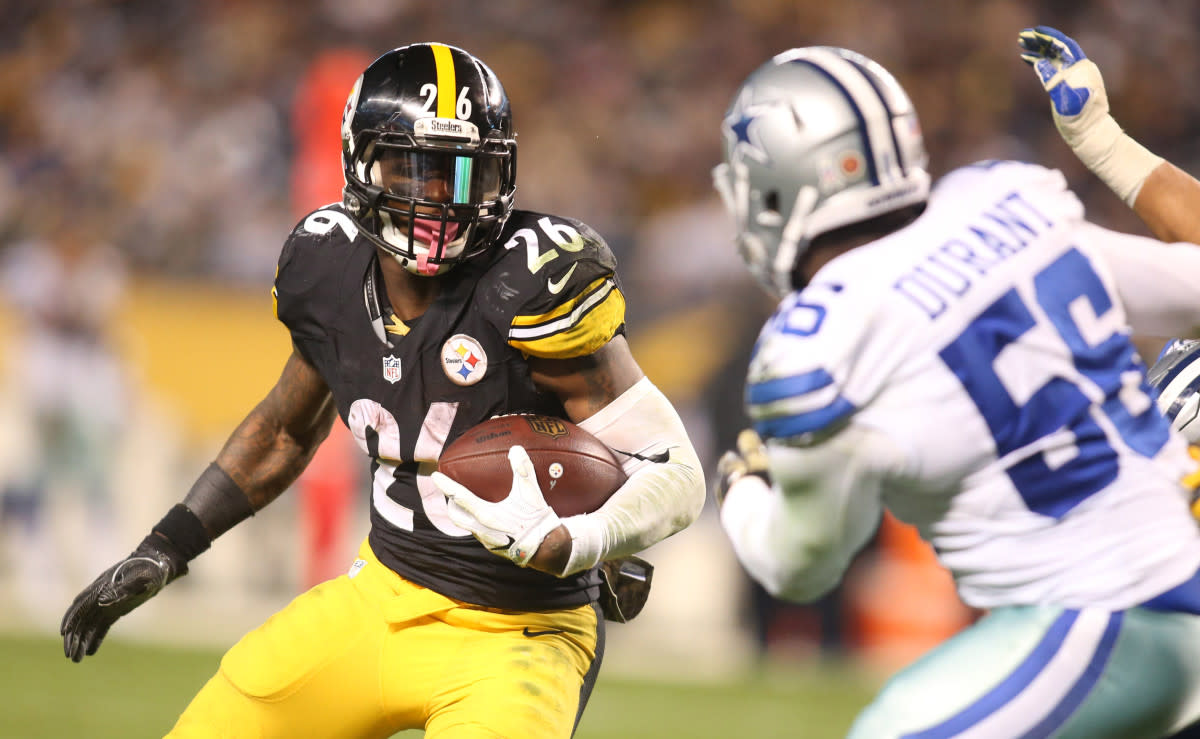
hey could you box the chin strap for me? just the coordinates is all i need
[363,257,392,346]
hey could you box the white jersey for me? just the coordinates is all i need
[724,160,1200,611]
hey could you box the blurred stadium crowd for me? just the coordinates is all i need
[6,0,1199,281]
[3,0,1200,672]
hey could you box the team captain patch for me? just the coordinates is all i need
[442,334,488,386]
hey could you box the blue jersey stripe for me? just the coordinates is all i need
[752,396,857,439]
[746,368,835,406]
[1018,612,1122,739]
[901,610,1078,739]
[1142,563,1200,615]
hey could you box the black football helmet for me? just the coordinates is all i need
[341,43,517,276]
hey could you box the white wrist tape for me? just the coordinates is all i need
[1066,114,1163,206]
[558,377,705,576]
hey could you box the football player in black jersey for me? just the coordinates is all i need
[61,43,706,738]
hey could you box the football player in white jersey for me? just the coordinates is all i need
[712,46,1200,738]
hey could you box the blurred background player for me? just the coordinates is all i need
[0,202,129,616]
[711,45,1200,739]
[58,42,705,738]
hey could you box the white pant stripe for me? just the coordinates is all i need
[957,609,1113,738]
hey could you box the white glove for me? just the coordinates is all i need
[431,445,562,567]
[1018,25,1162,205]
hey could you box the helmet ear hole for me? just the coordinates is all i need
[764,191,781,214]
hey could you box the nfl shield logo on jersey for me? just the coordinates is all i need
[441,334,488,386]
[382,355,402,384]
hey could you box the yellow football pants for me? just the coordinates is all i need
[166,540,602,738]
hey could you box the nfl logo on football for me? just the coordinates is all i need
[526,416,568,438]
[382,355,401,384]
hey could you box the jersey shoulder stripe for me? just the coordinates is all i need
[509,275,625,358]
[476,209,625,360]
[747,367,858,438]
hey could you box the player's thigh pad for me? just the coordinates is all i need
[169,568,388,737]
[416,601,603,739]
[848,605,1200,739]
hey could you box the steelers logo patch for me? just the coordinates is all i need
[442,334,488,386]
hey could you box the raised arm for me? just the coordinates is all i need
[1128,162,1200,245]
[1018,26,1200,244]
[61,347,337,661]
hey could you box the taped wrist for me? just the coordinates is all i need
[146,504,211,569]
[183,462,256,540]
[557,378,706,577]
[1062,114,1163,206]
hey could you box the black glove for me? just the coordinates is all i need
[715,428,772,507]
[598,556,654,623]
[60,534,187,662]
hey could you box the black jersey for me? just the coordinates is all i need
[273,205,626,610]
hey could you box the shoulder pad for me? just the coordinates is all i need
[273,206,371,340]
[929,161,1085,230]
[478,211,625,359]
[746,282,877,440]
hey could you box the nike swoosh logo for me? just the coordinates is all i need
[614,447,674,464]
[547,264,577,295]
[522,627,566,637]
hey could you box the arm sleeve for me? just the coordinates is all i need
[1084,223,1200,338]
[719,423,894,602]
[557,377,706,575]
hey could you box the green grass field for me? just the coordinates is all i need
[0,632,879,738]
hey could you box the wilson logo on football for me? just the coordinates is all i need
[441,334,488,386]
[525,415,568,439]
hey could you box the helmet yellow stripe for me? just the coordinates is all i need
[430,43,456,118]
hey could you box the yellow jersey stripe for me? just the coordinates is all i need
[509,283,626,359]
[430,43,456,118]
[511,276,610,329]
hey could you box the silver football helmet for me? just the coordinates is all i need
[1147,339,1200,443]
[713,47,930,295]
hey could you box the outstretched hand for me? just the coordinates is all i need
[61,537,186,662]
[1017,25,1163,206]
[1017,26,1110,141]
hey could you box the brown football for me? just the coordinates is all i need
[438,414,627,516]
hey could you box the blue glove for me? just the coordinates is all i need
[1017,26,1094,118]
[1017,25,1162,205]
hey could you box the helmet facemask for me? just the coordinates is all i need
[345,125,515,276]
[713,158,819,297]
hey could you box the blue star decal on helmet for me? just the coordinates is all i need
[721,88,779,165]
